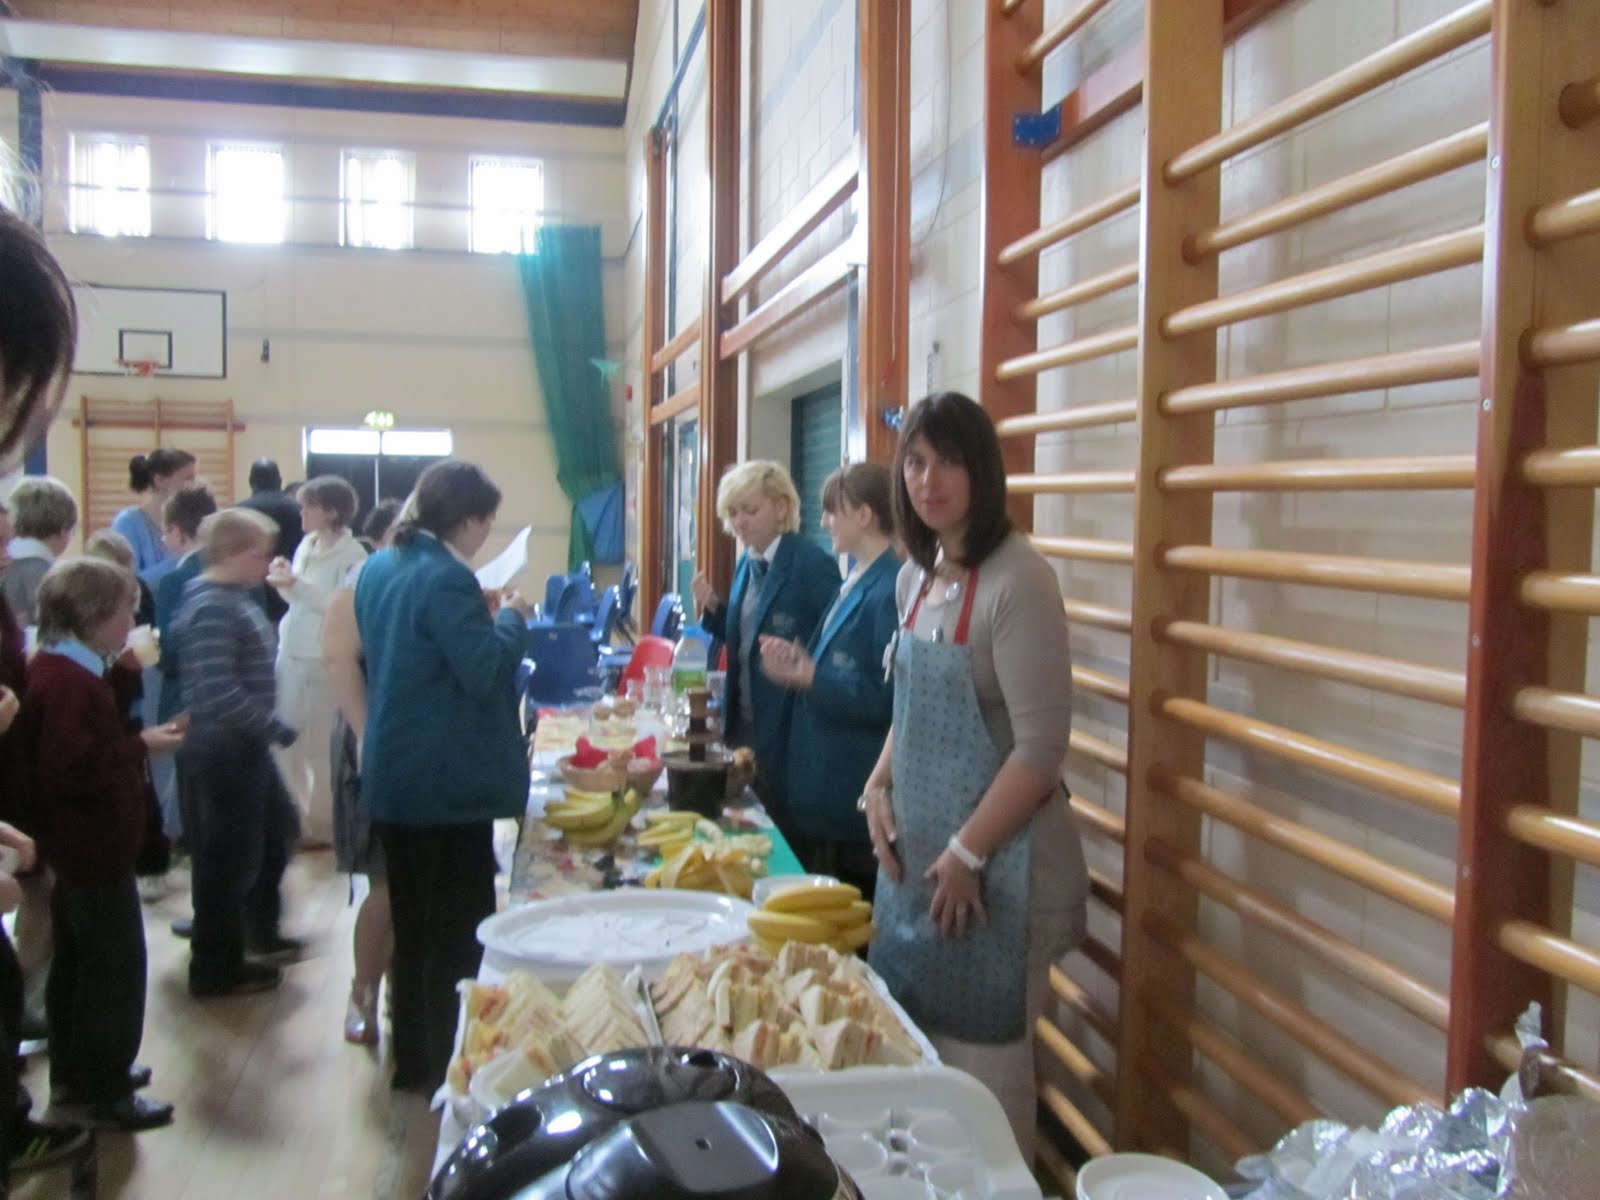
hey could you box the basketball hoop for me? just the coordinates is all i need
[119,359,161,379]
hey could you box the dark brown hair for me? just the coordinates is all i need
[128,448,195,493]
[163,482,218,539]
[393,461,502,547]
[821,462,893,534]
[297,475,359,529]
[892,391,1013,573]
[0,210,76,468]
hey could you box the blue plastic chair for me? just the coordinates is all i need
[615,563,638,642]
[590,585,622,647]
[524,621,601,709]
[540,574,568,620]
[650,594,684,642]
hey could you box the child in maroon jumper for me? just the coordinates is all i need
[21,557,184,1131]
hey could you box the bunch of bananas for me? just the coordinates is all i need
[643,838,769,898]
[541,787,642,848]
[747,881,874,955]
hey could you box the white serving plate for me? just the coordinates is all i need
[776,1065,1042,1200]
[1075,1153,1227,1200]
[477,889,755,982]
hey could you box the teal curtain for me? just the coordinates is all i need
[518,225,622,568]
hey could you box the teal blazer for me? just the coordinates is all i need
[784,548,900,844]
[701,532,840,795]
[354,533,529,826]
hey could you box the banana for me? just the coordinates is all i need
[636,823,694,847]
[643,810,698,827]
[747,910,836,944]
[830,921,876,953]
[816,900,873,930]
[763,881,862,913]
[543,804,615,832]
[560,791,640,847]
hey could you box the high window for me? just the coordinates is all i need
[469,156,543,254]
[342,149,414,250]
[69,135,151,237]
[208,142,286,244]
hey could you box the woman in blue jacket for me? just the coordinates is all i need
[353,461,532,1094]
[760,464,899,899]
[692,461,839,840]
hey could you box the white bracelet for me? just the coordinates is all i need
[946,833,988,872]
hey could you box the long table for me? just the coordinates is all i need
[509,769,807,901]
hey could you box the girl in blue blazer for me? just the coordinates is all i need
[761,464,899,898]
[693,461,840,840]
[353,461,533,1094]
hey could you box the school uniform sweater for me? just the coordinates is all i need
[22,646,149,883]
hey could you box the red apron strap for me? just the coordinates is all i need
[954,567,980,645]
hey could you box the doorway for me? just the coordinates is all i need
[303,428,453,527]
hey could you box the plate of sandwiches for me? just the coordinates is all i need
[447,963,653,1112]
[649,941,932,1074]
[477,889,756,983]
[454,942,937,1119]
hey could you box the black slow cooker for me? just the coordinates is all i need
[428,1046,861,1200]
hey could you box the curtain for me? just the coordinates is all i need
[518,225,623,568]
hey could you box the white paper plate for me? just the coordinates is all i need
[1076,1154,1227,1200]
[477,889,755,982]
[751,873,839,907]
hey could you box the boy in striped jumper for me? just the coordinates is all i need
[171,509,299,998]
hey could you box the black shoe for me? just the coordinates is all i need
[189,961,282,997]
[9,1118,90,1173]
[51,1065,153,1107]
[171,916,193,939]
[86,1093,173,1132]
[247,934,306,965]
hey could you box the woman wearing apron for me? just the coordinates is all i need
[861,391,1089,1159]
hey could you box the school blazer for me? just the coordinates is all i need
[784,548,900,844]
[702,532,840,790]
[354,534,529,826]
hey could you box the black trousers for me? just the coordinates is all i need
[181,742,297,990]
[0,930,23,1185]
[47,876,146,1104]
[377,822,497,1094]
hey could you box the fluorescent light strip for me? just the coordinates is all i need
[0,20,628,101]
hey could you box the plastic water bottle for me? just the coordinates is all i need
[671,624,711,695]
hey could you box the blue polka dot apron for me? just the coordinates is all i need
[867,569,1032,1043]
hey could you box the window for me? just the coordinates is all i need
[469,156,543,254]
[342,149,414,250]
[208,142,286,244]
[69,135,150,237]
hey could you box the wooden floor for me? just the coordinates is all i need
[13,848,463,1200]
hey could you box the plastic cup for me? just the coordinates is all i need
[127,625,160,667]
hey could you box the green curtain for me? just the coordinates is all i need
[518,225,622,568]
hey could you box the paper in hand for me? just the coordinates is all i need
[475,525,532,591]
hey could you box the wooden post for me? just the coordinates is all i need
[857,0,911,466]
[639,129,668,615]
[697,0,742,600]
[1116,0,1224,1154]
[1450,0,1600,1091]
[979,0,1044,533]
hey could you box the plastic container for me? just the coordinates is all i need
[670,625,711,695]
[774,1065,1042,1200]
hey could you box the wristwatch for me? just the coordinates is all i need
[946,833,988,871]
